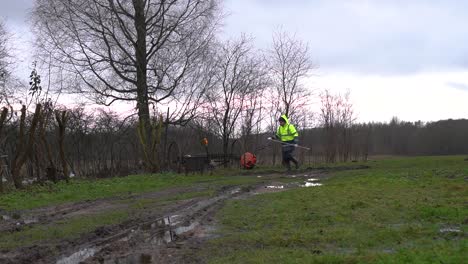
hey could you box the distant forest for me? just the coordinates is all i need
[302,117,468,161]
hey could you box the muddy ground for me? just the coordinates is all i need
[0,167,352,264]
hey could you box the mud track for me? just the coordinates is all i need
[0,167,364,264]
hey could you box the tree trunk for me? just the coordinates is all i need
[0,107,7,192]
[56,110,69,182]
[133,0,153,171]
[222,135,229,168]
[11,104,42,189]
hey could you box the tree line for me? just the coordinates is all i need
[0,1,465,190]
[2,98,466,186]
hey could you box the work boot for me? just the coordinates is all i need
[292,159,299,170]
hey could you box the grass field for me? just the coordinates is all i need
[205,156,467,263]
[0,172,260,211]
[0,156,466,263]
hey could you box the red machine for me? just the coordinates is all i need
[240,152,256,169]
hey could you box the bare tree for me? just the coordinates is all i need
[32,0,221,170]
[11,104,42,189]
[268,30,316,120]
[203,36,268,162]
[319,89,355,163]
[335,91,355,161]
[0,20,13,107]
[240,90,265,152]
[55,109,69,181]
[319,90,336,163]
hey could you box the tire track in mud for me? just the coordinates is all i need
[60,186,251,264]
[0,168,344,264]
[73,174,326,264]
[0,186,199,234]
[0,186,206,264]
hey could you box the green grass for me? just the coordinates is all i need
[0,210,129,250]
[205,156,468,263]
[0,173,260,211]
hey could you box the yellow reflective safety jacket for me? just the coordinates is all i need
[276,114,299,142]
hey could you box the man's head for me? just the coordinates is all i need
[278,116,286,126]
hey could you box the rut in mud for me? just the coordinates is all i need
[0,167,349,264]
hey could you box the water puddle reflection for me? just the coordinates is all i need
[302,178,322,187]
[439,227,462,233]
[56,247,98,264]
[23,218,38,224]
[303,182,322,187]
[265,185,284,189]
[1,215,11,221]
[133,214,202,247]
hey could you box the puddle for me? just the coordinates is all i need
[1,215,11,221]
[145,219,200,245]
[129,212,206,248]
[266,185,284,189]
[303,182,322,187]
[439,227,462,233]
[153,230,174,245]
[164,215,181,226]
[306,178,319,182]
[302,178,322,187]
[174,222,198,234]
[23,218,38,224]
[56,247,99,264]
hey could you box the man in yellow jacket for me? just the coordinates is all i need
[275,114,299,171]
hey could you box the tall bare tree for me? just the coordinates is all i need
[203,36,268,162]
[0,20,13,106]
[268,30,315,121]
[319,89,355,163]
[240,89,265,152]
[32,0,220,170]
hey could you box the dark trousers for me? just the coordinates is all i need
[281,142,298,170]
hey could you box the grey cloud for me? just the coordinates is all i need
[447,82,468,92]
[0,0,33,24]
[223,0,468,75]
[2,0,468,76]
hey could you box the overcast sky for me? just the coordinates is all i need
[2,0,468,122]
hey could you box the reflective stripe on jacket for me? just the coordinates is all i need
[276,114,298,142]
